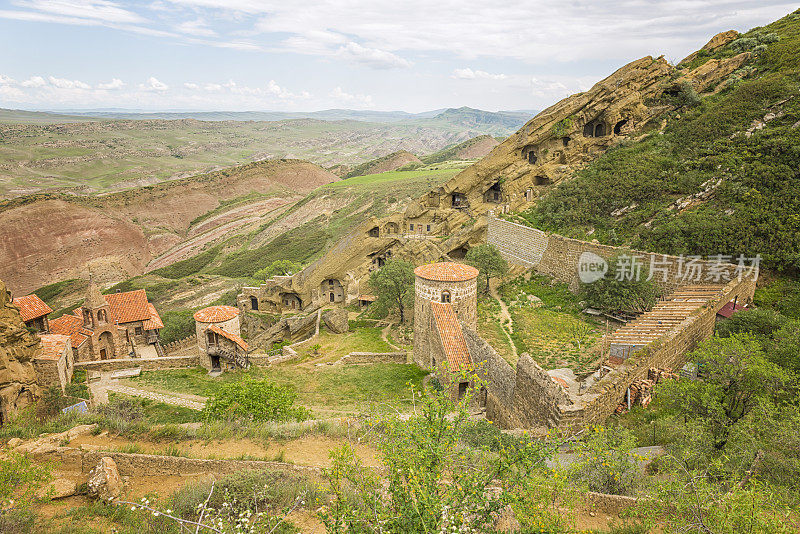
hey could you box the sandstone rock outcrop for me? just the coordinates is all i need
[322,309,349,334]
[679,30,740,65]
[0,278,41,420]
[88,456,123,502]
[37,478,78,500]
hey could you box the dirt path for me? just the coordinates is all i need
[381,325,401,351]
[107,384,207,410]
[490,279,518,361]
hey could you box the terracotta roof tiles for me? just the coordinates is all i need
[12,294,52,322]
[104,289,151,324]
[143,303,164,330]
[431,301,471,372]
[36,334,70,360]
[50,314,89,348]
[194,305,239,323]
[415,262,479,282]
[207,324,248,351]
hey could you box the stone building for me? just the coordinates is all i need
[12,294,52,333]
[33,334,73,393]
[50,281,164,362]
[194,305,249,372]
[413,262,479,401]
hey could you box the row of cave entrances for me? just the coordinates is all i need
[524,118,630,165]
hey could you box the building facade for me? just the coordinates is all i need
[194,305,249,372]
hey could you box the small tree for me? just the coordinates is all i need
[254,260,301,280]
[465,244,508,293]
[368,259,415,323]
[581,253,661,312]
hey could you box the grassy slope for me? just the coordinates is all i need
[516,10,800,274]
[127,361,427,412]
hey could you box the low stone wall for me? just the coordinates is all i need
[163,335,197,356]
[338,352,408,364]
[74,355,199,373]
[26,445,322,479]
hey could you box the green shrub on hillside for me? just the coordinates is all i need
[158,309,197,344]
[151,246,221,279]
[203,378,310,423]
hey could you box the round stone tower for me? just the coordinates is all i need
[193,305,240,370]
[413,262,478,368]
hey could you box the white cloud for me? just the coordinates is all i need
[176,18,216,37]
[336,42,412,69]
[48,76,91,89]
[452,68,507,80]
[330,86,373,108]
[14,0,146,24]
[21,76,47,87]
[0,74,16,85]
[183,82,199,90]
[203,82,222,91]
[97,78,125,90]
[139,76,168,91]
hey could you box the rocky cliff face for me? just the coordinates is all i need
[0,279,41,421]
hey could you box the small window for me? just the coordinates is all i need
[135,326,143,336]
[250,296,259,311]
[409,223,414,231]
[441,291,451,303]
[426,224,431,232]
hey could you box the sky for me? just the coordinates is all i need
[0,0,798,113]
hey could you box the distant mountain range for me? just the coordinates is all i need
[1,106,538,131]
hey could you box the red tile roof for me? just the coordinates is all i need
[194,305,239,323]
[207,324,248,351]
[359,294,377,302]
[36,334,70,360]
[104,289,151,324]
[12,294,52,322]
[50,314,89,348]
[143,303,164,330]
[431,301,471,372]
[717,301,746,319]
[415,262,479,282]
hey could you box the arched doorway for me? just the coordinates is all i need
[250,296,259,311]
[98,331,115,360]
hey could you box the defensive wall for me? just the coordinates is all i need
[487,216,748,293]
[475,215,757,431]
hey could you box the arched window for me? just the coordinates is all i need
[97,310,106,323]
[441,291,451,303]
[594,123,606,137]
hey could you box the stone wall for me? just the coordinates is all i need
[163,334,197,356]
[336,352,408,364]
[74,355,199,372]
[463,326,519,427]
[488,217,746,293]
[571,276,756,427]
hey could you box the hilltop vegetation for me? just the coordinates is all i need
[344,150,422,178]
[516,10,800,274]
[419,134,500,165]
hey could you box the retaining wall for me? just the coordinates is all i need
[74,355,199,373]
[338,352,408,364]
[163,334,198,356]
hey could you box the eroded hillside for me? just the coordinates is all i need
[0,159,335,293]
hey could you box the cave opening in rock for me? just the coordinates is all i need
[535,176,552,186]
[614,119,628,135]
[594,123,606,137]
[562,136,571,147]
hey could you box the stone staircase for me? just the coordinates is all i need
[606,284,726,364]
